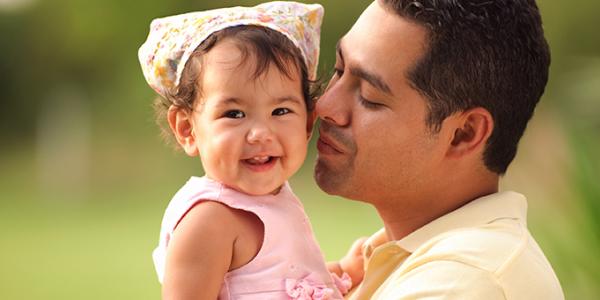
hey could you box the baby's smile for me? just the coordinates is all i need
[246,156,273,165]
[241,156,279,172]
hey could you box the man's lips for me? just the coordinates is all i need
[317,133,344,155]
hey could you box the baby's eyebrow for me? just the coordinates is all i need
[275,96,304,106]
[212,96,303,107]
[213,97,242,107]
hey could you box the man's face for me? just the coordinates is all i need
[314,1,448,204]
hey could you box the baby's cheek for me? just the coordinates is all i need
[287,138,309,171]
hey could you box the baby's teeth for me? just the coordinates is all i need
[250,156,269,164]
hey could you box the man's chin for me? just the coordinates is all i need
[314,158,348,196]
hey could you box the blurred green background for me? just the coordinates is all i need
[0,0,598,299]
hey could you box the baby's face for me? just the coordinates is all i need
[189,39,310,195]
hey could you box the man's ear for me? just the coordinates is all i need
[446,107,494,158]
[306,109,317,140]
[167,105,199,157]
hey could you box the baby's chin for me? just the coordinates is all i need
[212,176,285,196]
[233,183,284,196]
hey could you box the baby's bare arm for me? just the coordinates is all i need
[162,201,238,300]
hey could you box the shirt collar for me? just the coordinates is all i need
[363,191,528,257]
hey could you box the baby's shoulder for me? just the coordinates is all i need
[177,200,264,270]
[178,200,249,235]
[168,201,252,256]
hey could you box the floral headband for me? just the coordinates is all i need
[138,1,324,98]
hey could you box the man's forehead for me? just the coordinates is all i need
[337,38,394,96]
[351,1,392,33]
[349,1,427,48]
[341,2,428,85]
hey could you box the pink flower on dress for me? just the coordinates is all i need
[331,272,352,295]
[285,278,334,300]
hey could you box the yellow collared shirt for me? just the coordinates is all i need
[348,191,564,300]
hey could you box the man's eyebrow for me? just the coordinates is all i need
[336,40,344,62]
[336,39,393,96]
[350,67,392,95]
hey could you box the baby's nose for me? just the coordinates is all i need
[246,123,274,144]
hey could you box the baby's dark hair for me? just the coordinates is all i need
[154,25,320,142]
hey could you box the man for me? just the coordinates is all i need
[315,0,564,299]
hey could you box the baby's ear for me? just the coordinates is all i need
[306,109,317,140]
[167,105,199,156]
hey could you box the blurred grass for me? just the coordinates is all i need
[0,148,160,299]
[0,140,382,300]
[2,111,599,299]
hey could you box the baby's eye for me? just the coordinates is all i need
[272,108,291,116]
[224,110,245,119]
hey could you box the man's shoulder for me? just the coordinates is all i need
[381,218,564,299]
[411,218,528,272]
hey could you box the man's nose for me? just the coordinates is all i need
[246,121,274,144]
[316,80,351,127]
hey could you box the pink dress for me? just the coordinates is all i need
[152,176,350,299]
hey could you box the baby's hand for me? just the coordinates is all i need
[339,237,369,286]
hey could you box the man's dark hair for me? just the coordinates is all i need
[381,0,551,174]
